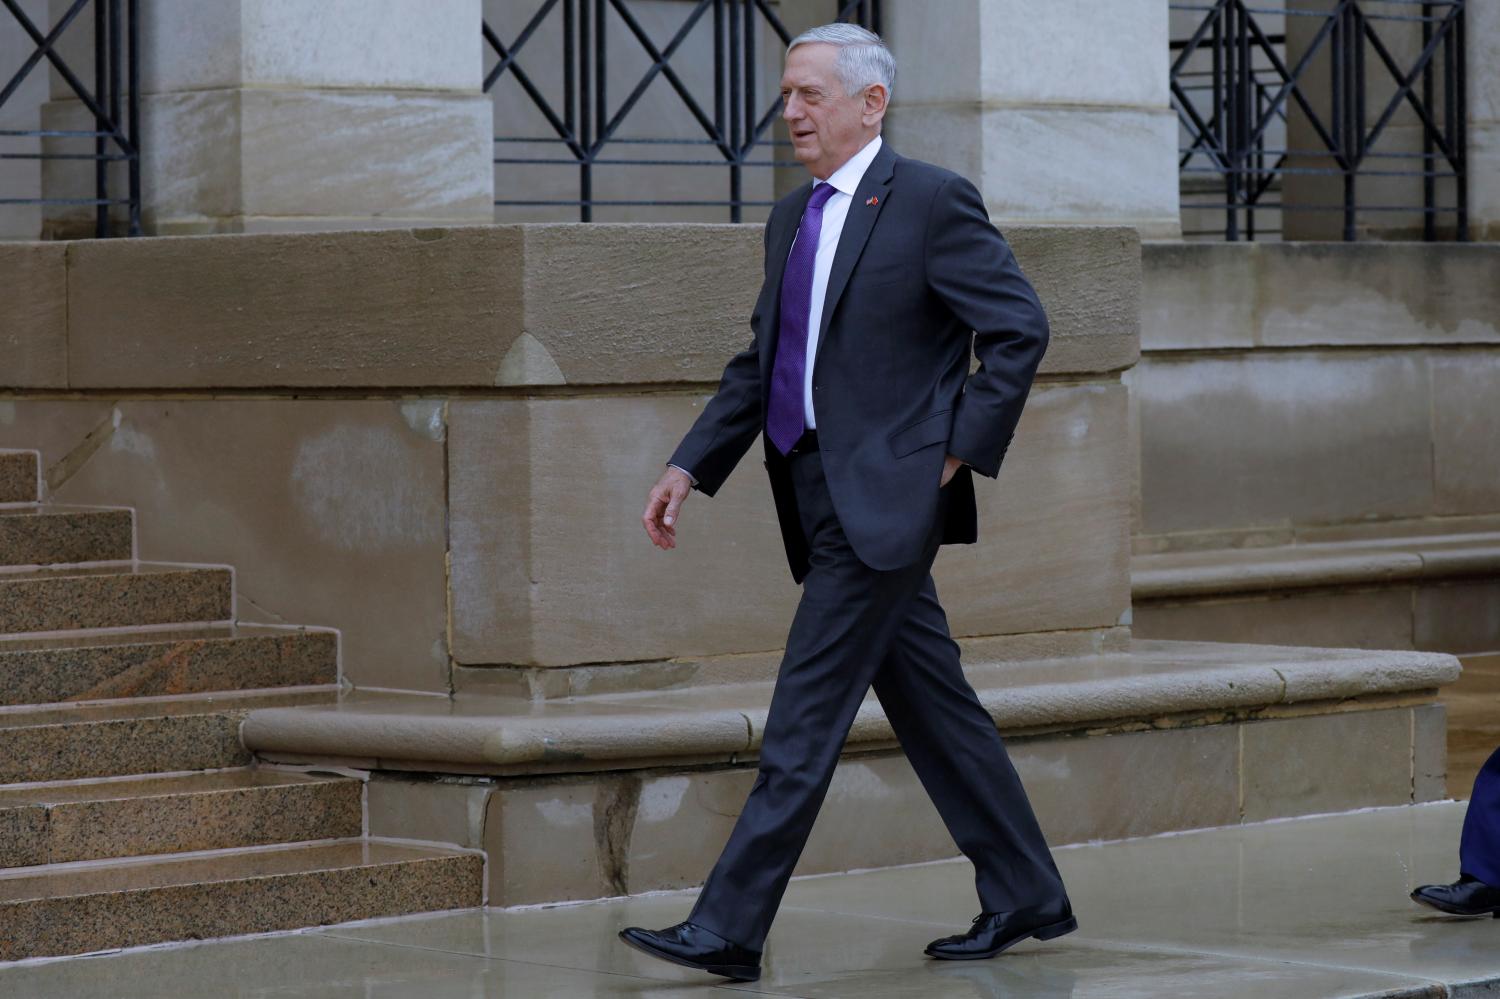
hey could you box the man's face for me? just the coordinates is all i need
[780,42,881,179]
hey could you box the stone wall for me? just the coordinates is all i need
[1132,242,1500,652]
[1135,242,1500,545]
[0,222,1139,690]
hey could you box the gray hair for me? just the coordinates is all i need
[786,23,896,99]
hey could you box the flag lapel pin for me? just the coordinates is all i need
[866,195,879,207]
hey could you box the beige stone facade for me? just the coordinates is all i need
[1132,242,1500,653]
[0,218,1466,928]
[0,222,1140,688]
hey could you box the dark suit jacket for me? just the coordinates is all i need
[668,139,1050,583]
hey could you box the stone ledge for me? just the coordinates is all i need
[1141,241,1500,352]
[240,639,1460,776]
[4,222,1138,391]
[1134,531,1500,600]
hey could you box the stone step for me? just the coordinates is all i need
[0,688,339,784]
[0,562,232,635]
[0,451,39,504]
[0,838,483,961]
[0,623,339,708]
[245,640,1459,907]
[0,505,134,567]
[1133,530,1500,600]
[0,769,362,868]
[244,640,1462,774]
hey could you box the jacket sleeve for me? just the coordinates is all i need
[665,217,773,497]
[923,174,1050,478]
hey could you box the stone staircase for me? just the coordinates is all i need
[0,449,482,962]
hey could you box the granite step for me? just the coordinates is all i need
[0,451,39,504]
[0,688,340,784]
[0,838,484,961]
[0,562,232,635]
[0,769,363,868]
[0,505,134,567]
[0,624,339,708]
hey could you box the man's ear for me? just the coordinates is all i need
[862,83,888,125]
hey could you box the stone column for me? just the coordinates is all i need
[1469,0,1500,241]
[881,0,1180,238]
[40,0,493,237]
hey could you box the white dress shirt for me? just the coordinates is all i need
[669,134,884,485]
[799,133,882,428]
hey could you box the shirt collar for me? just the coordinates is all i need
[814,134,883,197]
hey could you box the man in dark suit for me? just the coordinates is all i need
[1412,746,1500,917]
[622,23,1074,982]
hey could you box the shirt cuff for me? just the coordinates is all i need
[667,462,698,486]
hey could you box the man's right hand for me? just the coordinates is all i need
[643,466,694,550]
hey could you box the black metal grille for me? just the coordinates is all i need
[0,0,140,237]
[485,0,881,222]
[1171,0,1466,241]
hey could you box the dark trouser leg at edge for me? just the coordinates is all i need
[1461,746,1500,887]
[687,449,1066,951]
[871,574,1065,913]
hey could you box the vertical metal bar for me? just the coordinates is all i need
[713,0,724,144]
[109,0,122,235]
[1422,0,1435,240]
[729,0,742,221]
[564,0,576,135]
[1452,1,1467,240]
[595,0,605,154]
[736,0,753,221]
[1353,3,1364,164]
[1257,79,1269,238]
[127,0,139,234]
[1343,2,1357,240]
[109,0,121,129]
[1224,2,1239,240]
[579,0,592,221]
[93,0,107,236]
[728,0,741,156]
[743,0,754,153]
[1338,3,1350,238]
[1238,0,1251,239]
[1211,4,1228,239]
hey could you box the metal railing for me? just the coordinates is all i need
[485,0,880,222]
[0,0,141,237]
[1171,0,1466,241]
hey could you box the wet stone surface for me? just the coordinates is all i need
[0,802,1493,997]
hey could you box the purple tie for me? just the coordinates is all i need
[767,182,839,455]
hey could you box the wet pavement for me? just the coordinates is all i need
[0,801,1494,998]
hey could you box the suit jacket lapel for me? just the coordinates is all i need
[813,140,896,370]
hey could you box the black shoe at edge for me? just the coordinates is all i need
[1411,874,1500,917]
[618,920,762,981]
[924,899,1078,961]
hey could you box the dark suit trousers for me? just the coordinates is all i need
[1462,746,1500,887]
[687,442,1067,951]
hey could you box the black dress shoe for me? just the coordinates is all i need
[1411,874,1500,917]
[925,898,1078,960]
[617,920,762,981]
